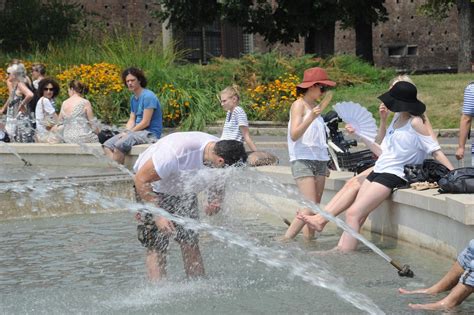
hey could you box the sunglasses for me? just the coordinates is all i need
[315,84,329,93]
[43,87,54,91]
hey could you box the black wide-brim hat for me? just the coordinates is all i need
[377,81,426,115]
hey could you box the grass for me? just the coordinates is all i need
[333,73,470,129]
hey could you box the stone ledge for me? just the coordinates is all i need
[256,165,473,257]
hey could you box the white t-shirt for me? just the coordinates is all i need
[35,97,56,134]
[287,109,329,162]
[374,114,441,178]
[133,132,219,194]
[221,106,249,142]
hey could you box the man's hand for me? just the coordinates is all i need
[205,199,221,216]
[155,217,175,236]
[455,147,465,161]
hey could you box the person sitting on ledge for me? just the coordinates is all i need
[103,67,162,164]
[399,239,474,310]
[219,84,278,167]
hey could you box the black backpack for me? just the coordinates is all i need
[438,167,474,194]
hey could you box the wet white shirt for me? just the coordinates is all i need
[133,132,219,194]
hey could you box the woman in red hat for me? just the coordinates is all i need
[281,67,336,240]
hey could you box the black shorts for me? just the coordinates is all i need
[366,171,406,190]
[137,192,199,252]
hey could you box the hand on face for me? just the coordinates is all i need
[379,103,389,121]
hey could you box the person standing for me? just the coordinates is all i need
[31,63,46,90]
[281,67,335,241]
[133,131,247,281]
[456,82,474,166]
[103,67,162,164]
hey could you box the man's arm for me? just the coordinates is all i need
[131,108,154,132]
[456,114,472,160]
[134,158,175,234]
[125,112,136,130]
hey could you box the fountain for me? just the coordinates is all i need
[0,142,473,314]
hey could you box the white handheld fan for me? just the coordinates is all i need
[333,101,377,142]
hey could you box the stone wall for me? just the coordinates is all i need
[333,0,459,72]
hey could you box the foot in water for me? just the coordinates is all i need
[296,211,327,233]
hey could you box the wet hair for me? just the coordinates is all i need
[69,80,88,95]
[220,84,240,101]
[121,67,147,88]
[214,140,248,166]
[38,78,60,98]
[32,63,46,75]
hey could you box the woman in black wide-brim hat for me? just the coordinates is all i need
[336,81,454,252]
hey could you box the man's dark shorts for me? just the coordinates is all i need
[366,171,406,190]
[137,192,199,253]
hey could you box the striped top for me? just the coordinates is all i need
[220,106,249,142]
[463,83,474,154]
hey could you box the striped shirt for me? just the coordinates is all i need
[463,83,474,154]
[220,106,249,142]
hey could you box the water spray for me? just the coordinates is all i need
[244,172,415,278]
[0,141,32,166]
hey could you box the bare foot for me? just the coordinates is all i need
[275,235,295,243]
[408,302,451,310]
[398,288,431,295]
[296,212,327,232]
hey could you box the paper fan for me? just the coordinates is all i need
[333,101,377,142]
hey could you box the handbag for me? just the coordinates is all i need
[41,98,56,130]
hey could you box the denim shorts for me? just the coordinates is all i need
[290,159,328,179]
[103,130,156,153]
[457,239,474,287]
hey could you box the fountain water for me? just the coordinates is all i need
[1,143,469,314]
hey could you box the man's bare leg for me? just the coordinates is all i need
[180,242,205,278]
[146,250,167,281]
[103,147,114,159]
[113,149,126,164]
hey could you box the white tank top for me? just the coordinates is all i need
[374,114,441,178]
[287,109,329,162]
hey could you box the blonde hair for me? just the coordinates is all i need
[389,74,414,87]
[220,84,240,101]
[6,63,28,83]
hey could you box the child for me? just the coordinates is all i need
[219,85,278,166]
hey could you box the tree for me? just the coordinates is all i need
[0,0,83,52]
[338,0,388,64]
[156,0,223,63]
[419,0,472,73]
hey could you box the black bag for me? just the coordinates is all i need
[422,159,450,182]
[404,159,450,184]
[438,167,474,194]
[98,129,119,144]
